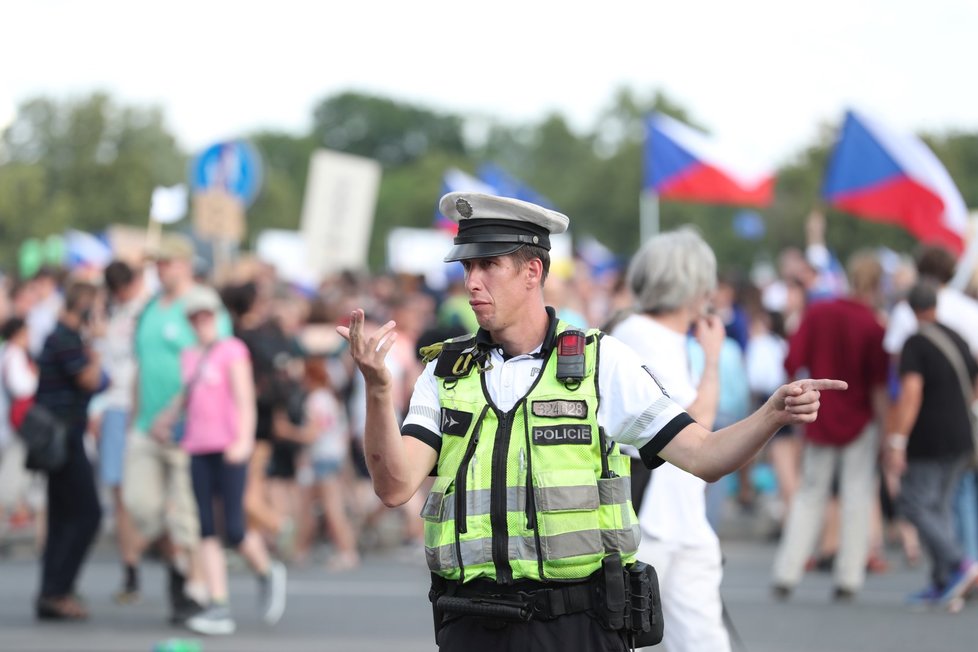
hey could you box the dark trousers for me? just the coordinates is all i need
[437,612,629,652]
[897,456,969,588]
[40,430,102,598]
[190,453,248,546]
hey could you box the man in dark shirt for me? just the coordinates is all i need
[886,281,978,606]
[34,281,107,620]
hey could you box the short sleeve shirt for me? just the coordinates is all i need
[899,324,978,460]
[181,337,250,454]
[134,289,232,432]
[401,318,693,469]
[35,322,93,429]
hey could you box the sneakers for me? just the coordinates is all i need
[170,595,205,626]
[938,560,978,605]
[906,585,942,607]
[114,566,140,605]
[771,584,791,601]
[832,586,856,602]
[186,603,236,636]
[167,566,204,625]
[258,560,287,625]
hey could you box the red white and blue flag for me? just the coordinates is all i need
[435,168,497,233]
[644,113,774,207]
[823,110,967,254]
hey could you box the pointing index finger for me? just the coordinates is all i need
[803,379,848,392]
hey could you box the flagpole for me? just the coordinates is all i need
[950,215,978,291]
[640,190,659,245]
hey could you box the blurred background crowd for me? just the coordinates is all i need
[0,205,976,615]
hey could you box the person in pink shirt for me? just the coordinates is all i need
[153,285,286,635]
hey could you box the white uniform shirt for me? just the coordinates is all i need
[402,322,692,468]
[612,313,718,548]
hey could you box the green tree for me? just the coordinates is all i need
[310,92,466,167]
[0,92,185,267]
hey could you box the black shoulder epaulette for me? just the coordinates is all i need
[418,334,480,379]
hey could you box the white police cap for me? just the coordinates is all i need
[438,192,570,263]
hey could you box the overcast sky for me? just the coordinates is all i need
[3,0,977,167]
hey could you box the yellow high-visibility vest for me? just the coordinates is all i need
[421,322,639,584]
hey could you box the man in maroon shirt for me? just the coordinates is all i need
[772,250,889,601]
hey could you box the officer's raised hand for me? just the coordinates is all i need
[337,309,397,387]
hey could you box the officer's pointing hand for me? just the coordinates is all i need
[337,309,397,387]
[770,378,848,425]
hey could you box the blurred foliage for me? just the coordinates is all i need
[1,88,975,278]
[0,92,185,267]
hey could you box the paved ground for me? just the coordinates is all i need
[1,532,975,652]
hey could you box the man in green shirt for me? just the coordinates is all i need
[122,234,230,624]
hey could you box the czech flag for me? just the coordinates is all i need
[644,113,774,207]
[823,110,967,254]
[435,168,498,233]
[476,163,556,209]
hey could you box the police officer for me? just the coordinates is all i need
[339,192,845,651]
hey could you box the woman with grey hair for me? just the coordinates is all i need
[611,227,732,652]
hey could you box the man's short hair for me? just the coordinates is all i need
[64,281,98,314]
[907,280,939,314]
[915,245,956,284]
[104,260,135,295]
[509,245,551,285]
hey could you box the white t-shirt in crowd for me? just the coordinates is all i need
[307,388,350,463]
[0,343,39,448]
[884,287,978,356]
[612,313,718,548]
[96,296,147,410]
[745,332,788,397]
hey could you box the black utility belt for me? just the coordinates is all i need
[429,554,663,646]
[435,578,593,622]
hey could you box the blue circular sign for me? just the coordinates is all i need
[189,140,263,206]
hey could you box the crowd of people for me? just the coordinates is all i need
[0,207,976,641]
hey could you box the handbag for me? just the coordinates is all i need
[19,403,68,472]
[171,343,217,443]
[919,323,978,465]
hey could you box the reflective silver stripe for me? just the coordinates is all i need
[620,396,676,443]
[427,528,608,571]
[435,484,609,522]
[426,538,495,571]
[535,485,600,512]
[601,527,639,554]
[540,529,603,560]
[510,535,539,561]
[426,542,456,571]
[597,476,630,506]
[439,487,531,522]
[408,404,441,424]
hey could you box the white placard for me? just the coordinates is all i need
[255,229,317,287]
[150,184,188,224]
[387,228,456,275]
[300,149,382,277]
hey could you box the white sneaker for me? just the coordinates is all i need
[186,603,236,636]
[258,560,287,625]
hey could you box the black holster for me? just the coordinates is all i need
[627,562,664,647]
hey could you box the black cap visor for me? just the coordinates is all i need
[443,218,551,263]
[444,241,526,263]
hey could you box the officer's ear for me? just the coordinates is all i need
[524,257,544,289]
